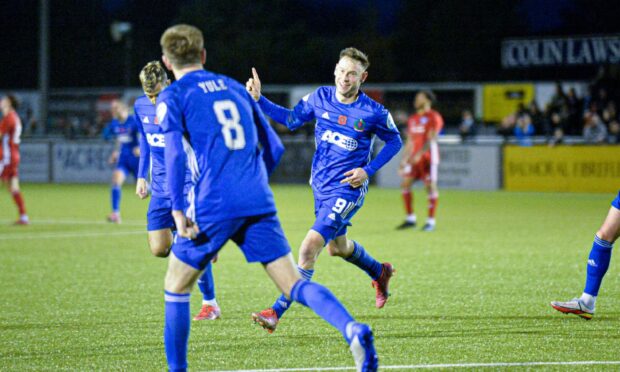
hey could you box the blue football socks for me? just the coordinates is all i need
[164,291,190,372]
[290,279,354,340]
[345,240,383,280]
[197,263,215,302]
[272,267,314,318]
[111,185,121,213]
[584,235,614,297]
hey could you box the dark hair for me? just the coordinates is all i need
[5,94,19,110]
[419,90,436,104]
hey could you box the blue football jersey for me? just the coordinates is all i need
[157,69,278,223]
[259,86,402,202]
[108,115,140,158]
[134,95,192,198]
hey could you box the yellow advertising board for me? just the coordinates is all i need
[504,146,620,193]
[483,83,535,122]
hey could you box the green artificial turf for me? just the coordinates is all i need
[0,184,618,371]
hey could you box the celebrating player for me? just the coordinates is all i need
[0,95,29,225]
[396,91,443,232]
[158,25,378,372]
[106,99,140,224]
[246,47,402,332]
[134,61,220,321]
[550,191,620,319]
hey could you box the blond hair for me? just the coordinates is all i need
[339,47,370,70]
[160,24,204,68]
[139,61,168,102]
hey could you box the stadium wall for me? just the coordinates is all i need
[20,140,618,193]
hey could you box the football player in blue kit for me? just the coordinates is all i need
[106,99,140,223]
[134,61,220,321]
[551,190,620,319]
[246,47,402,332]
[158,24,378,372]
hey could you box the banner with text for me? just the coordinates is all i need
[19,142,51,183]
[502,35,620,68]
[52,142,116,183]
[504,145,620,193]
[376,145,501,190]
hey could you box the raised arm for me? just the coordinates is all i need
[246,67,314,131]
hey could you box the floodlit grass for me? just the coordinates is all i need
[0,184,618,370]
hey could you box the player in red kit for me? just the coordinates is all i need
[0,95,29,225]
[397,91,443,231]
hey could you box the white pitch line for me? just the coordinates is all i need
[212,361,620,372]
[0,230,144,240]
[0,218,145,226]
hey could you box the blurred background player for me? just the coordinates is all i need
[106,99,140,223]
[158,24,378,372]
[134,61,220,320]
[550,190,620,320]
[0,95,28,225]
[397,91,444,232]
[247,47,402,333]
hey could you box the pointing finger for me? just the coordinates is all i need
[252,67,260,82]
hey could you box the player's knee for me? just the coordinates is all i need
[596,228,617,244]
[150,243,170,257]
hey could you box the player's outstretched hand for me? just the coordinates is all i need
[172,210,199,239]
[245,67,262,102]
[136,178,149,199]
[341,168,368,188]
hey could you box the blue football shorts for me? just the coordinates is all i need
[311,194,362,244]
[172,212,291,270]
[116,154,139,179]
[147,196,175,231]
[612,190,620,210]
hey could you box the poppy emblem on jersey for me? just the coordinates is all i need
[154,116,160,125]
[338,115,347,125]
[354,119,365,132]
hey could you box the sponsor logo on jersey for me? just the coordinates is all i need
[321,130,358,151]
[146,133,165,147]
[156,103,167,124]
[354,119,365,132]
[338,115,347,125]
[421,116,429,125]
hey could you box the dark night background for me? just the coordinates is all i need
[1,0,620,89]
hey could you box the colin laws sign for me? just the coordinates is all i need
[502,35,620,68]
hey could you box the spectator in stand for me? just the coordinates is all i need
[608,120,620,144]
[514,111,534,146]
[548,82,567,115]
[498,112,516,140]
[583,113,608,144]
[459,109,476,142]
[527,101,545,135]
[548,127,564,147]
[565,87,583,135]
[602,102,617,126]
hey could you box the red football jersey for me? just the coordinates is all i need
[0,111,23,165]
[406,109,443,162]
